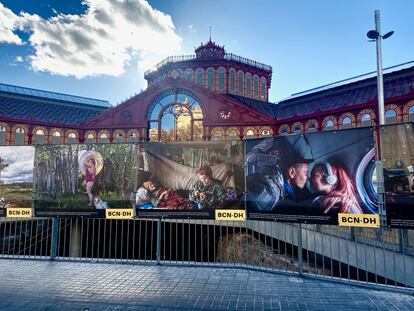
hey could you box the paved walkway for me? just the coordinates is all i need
[0,259,413,310]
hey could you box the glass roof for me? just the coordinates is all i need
[0,82,111,108]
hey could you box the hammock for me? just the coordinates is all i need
[143,151,235,190]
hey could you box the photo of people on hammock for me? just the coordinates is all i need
[134,141,244,215]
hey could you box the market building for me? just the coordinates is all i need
[1,40,414,145]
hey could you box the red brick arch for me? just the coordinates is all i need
[259,126,273,137]
[113,129,127,143]
[278,124,290,135]
[384,104,402,123]
[84,130,97,143]
[304,119,318,131]
[49,128,65,144]
[243,127,258,139]
[322,116,337,130]
[403,100,414,122]
[65,130,79,144]
[0,122,11,144]
[11,124,29,144]
[338,112,356,128]
[291,122,304,133]
[357,109,376,127]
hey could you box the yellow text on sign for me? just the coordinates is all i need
[338,213,380,228]
[105,209,135,219]
[6,208,33,218]
[215,209,246,221]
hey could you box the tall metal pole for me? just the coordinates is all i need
[375,10,385,126]
[373,10,385,220]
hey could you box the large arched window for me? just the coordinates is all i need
[253,76,259,98]
[246,73,252,96]
[148,90,204,142]
[409,106,414,122]
[229,69,236,93]
[385,109,396,124]
[238,71,244,95]
[207,68,214,90]
[196,68,203,85]
[218,68,225,92]
[361,114,372,127]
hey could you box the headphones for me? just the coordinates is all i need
[323,162,338,185]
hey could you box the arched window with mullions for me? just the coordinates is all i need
[385,109,397,124]
[261,78,267,99]
[361,114,372,127]
[196,68,204,85]
[253,76,259,98]
[246,73,252,96]
[218,68,225,92]
[207,68,214,90]
[148,90,204,142]
[238,71,244,95]
[229,69,236,93]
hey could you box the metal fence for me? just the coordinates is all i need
[1,217,412,291]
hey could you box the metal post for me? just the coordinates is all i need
[373,10,386,223]
[156,218,162,264]
[69,218,81,258]
[50,217,59,260]
[375,10,385,126]
[297,223,303,276]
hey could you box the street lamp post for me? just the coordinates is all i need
[367,10,394,220]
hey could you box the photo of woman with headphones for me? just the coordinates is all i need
[310,162,363,214]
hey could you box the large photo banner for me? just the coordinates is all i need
[34,144,135,217]
[135,141,244,219]
[383,123,414,228]
[245,128,377,224]
[0,146,35,217]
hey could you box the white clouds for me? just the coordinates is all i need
[0,3,24,44]
[15,56,23,62]
[0,0,182,78]
[0,146,35,184]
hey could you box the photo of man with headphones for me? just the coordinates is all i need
[245,127,376,224]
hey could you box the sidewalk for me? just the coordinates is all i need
[0,259,412,310]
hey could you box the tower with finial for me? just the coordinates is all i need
[144,34,272,101]
[194,31,225,59]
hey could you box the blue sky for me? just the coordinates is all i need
[0,0,413,105]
